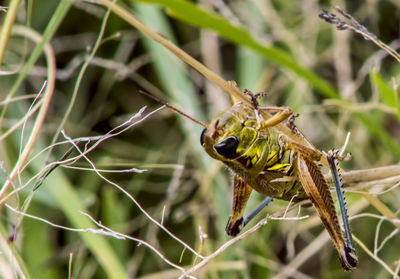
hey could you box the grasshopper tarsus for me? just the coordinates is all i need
[243,89,267,110]
[225,216,244,236]
[340,246,358,270]
[286,112,300,134]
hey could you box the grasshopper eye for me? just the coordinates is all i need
[214,136,239,158]
[200,128,207,146]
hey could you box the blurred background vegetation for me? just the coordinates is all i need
[0,0,399,278]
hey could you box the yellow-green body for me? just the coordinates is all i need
[202,102,307,201]
[200,100,357,270]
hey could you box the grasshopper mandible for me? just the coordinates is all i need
[142,86,358,270]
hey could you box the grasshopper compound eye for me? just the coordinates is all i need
[200,128,207,146]
[214,136,239,159]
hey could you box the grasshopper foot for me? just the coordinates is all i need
[285,113,300,133]
[226,216,244,236]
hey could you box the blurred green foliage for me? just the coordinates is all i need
[0,0,399,278]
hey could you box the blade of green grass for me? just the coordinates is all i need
[132,3,233,274]
[132,0,338,98]
[131,3,208,165]
[39,168,129,279]
[237,47,265,91]
[370,71,400,119]
[23,204,61,279]
[356,112,400,157]
[2,0,71,101]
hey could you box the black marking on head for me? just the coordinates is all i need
[214,136,239,159]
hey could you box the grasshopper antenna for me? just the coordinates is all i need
[139,90,207,128]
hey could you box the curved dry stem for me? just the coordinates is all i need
[353,235,399,278]
[0,25,56,199]
[0,106,152,205]
[0,99,44,142]
[46,3,112,160]
[56,106,205,259]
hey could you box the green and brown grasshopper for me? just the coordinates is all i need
[98,2,400,271]
[143,85,358,270]
[199,88,357,270]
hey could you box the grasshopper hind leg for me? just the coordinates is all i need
[296,155,357,270]
[327,150,358,269]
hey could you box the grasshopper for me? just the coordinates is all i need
[200,88,357,270]
[142,87,357,270]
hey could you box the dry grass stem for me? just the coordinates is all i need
[179,205,308,278]
[1,1,399,277]
[353,235,399,278]
[319,7,400,63]
[0,106,154,205]
[0,25,56,199]
[61,124,205,259]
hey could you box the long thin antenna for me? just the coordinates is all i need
[139,90,207,128]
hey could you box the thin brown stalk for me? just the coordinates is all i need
[353,235,399,278]
[0,25,56,199]
[0,0,21,64]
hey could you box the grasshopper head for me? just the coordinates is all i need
[200,103,261,163]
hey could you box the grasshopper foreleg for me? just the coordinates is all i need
[258,106,293,128]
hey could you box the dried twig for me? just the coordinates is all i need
[61,125,205,259]
[179,205,308,278]
[0,106,155,205]
[6,204,192,275]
